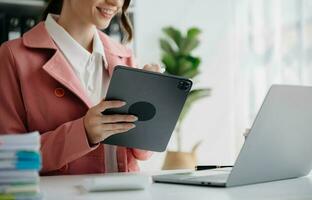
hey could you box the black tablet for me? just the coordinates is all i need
[101,65,192,152]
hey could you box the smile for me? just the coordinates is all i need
[96,7,116,18]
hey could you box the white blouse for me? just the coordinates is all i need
[45,14,118,173]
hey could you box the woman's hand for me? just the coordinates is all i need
[83,100,138,145]
[143,64,163,73]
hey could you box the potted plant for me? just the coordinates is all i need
[160,26,211,170]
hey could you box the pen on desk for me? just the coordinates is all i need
[195,165,233,171]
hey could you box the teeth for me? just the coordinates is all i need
[99,8,115,15]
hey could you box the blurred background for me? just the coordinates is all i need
[1,0,312,171]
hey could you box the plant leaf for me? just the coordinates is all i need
[180,39,200,55]
[177,57,193,76]
[160,38,175,55]
[178,56,201,78]
[187,27,201,40]
[161,53,177,74]
[163,27,183,48]
[180,28,201,55]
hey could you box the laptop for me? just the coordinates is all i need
[153,85,312,187]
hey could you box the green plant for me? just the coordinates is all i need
[160,26,211,151]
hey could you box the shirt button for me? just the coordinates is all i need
[54,88,65,97]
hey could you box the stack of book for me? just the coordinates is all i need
[0,132,42,200]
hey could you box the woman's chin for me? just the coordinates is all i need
[96,21,111,30]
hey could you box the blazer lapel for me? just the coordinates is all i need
[23,22,93,108]
[42,50,93,108]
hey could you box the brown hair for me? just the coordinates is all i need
[42,0,133,42]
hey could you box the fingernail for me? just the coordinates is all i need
[121,101,126,106]
[160,65,166,73]
[131,124,136,128]
[133,116,138,121]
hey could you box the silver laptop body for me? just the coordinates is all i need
[153,85,312,187]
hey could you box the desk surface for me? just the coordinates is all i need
[40,171,312,200]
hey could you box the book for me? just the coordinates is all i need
[0,132,40,151]
[0,132,39,145]
[0,170,38,179]
[0,184,39,194]
[0,160,41,170]
[0,132,42,200]
[0,193,42,200]
[0,151,40,161]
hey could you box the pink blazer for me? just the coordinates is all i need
[0,22,152,175]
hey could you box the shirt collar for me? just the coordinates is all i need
[45,14,108,70]
[93,29,108,68]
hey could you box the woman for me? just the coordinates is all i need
[0,0,159,175]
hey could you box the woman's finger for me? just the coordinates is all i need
[104,128,133,138]
[101,114,138,123]
[95,100,126,113]
[143,64,162,73]
[100,123,136,131]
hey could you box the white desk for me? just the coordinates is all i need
[40,171,312,200]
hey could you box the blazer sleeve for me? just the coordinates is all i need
[0,43,98,174]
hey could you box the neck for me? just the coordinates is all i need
[57,12,95,53]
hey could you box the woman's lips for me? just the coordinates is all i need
[96,7,116,19]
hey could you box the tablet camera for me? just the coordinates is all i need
[177,81,191,91]
[128,101,156,121]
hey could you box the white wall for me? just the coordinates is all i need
[134,0,242,170]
